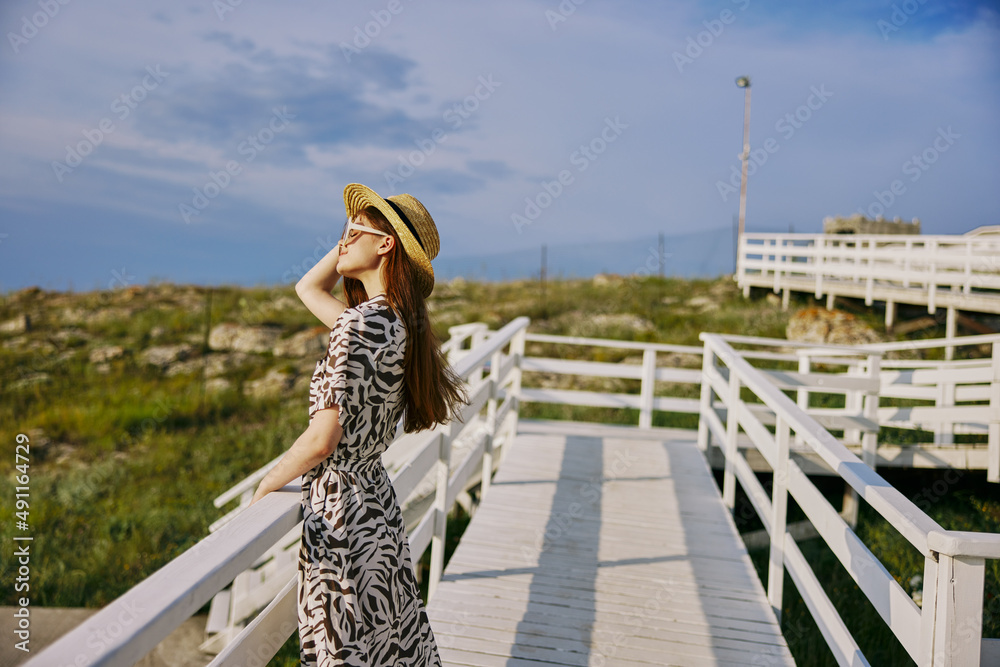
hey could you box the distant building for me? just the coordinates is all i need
[822,214,921,235]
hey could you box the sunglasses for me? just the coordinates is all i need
[341,221,390,245]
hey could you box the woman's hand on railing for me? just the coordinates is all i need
[250,409,343,505]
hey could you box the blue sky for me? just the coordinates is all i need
[1,0,998,292]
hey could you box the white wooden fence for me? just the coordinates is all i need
[517,330,998,482]
[736,233,1000,331]
[22,319,998,666]
[23,316,528,667]
[520,332,704,428]
[697,333,1000,666]
[716,333,1000,484]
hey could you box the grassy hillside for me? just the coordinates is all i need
[0,275,995,665]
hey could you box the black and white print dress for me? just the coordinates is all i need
[299,294,441,666]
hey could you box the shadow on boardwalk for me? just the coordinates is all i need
[426,420,794,666]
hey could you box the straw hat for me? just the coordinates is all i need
[343,183,440,298]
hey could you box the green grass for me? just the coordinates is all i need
[1,276,996,666]
[733,468,1000,666]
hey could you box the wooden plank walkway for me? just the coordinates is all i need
[426,420,795,666]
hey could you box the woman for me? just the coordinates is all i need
[250,183,466,665]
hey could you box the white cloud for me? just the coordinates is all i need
[0,0,997,290]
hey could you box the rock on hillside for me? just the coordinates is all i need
[786,308,882,346]
[243,367,296,399]
[208,323,283,354]
[0,314,30,333]
[273,327,329,358]
[140,344,195,368]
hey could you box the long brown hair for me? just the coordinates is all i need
[342,207,467,432]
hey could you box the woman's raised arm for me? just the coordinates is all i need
[295,244,348,329]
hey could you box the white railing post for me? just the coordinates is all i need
[468,326,488,384]
[771,237,781,293]
[929,238,939,315]
[443,322,488,366]
[737,235,748,295]
[736,234,745,282]
[639,348,656,429]
[865,238,876,305]
[935,375,956,446]
[443,324,468,365]
[904,238,913,288]
[845,359,863,446]
[767,416,790,623]
[963,240,973,295]
[851,238,861,283]
[814,235,824,299]
[919,552,940,665]
[723,363,741,512]
[795,354,810,448]
[481,349,501,498]
[780,237,791,310]
[989,340,1000,483]
[928,549,986,666]
[862,352,881,468]
[428,430,450,601]
[696,344,715,452]
[504,326,526,460]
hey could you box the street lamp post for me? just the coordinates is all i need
[735,75,751,276]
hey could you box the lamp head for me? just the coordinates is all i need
[735,76,751,88]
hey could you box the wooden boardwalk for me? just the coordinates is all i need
[426,420,795,666]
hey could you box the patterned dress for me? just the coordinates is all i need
[299,294,441,666]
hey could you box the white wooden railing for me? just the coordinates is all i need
[715,333,1000,484]
[516,330,998,482]
[736,232,1000,318]
[24,316,528,667]
[520,332,705,428]
[23,320,997,665]
[697,333,1000,667]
